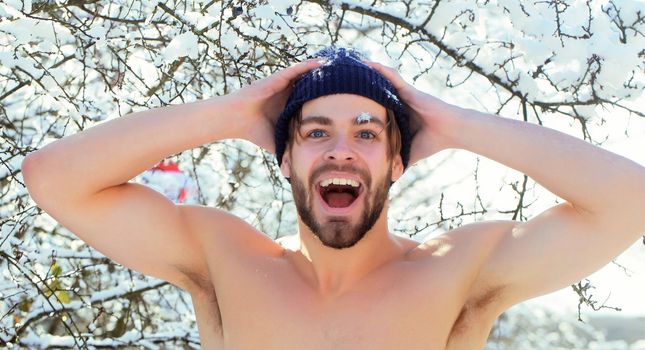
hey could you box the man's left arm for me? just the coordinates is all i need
[368,61,645,306]
[440,107,645,305]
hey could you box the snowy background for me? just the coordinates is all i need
[1,0,644,348]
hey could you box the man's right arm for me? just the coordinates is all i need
[21,96,250,292]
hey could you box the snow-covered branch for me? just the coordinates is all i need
[1,0,643,348]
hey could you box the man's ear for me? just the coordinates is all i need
[391,154,404,182]
[280,149,291,179]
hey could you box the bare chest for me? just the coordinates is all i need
[189,258,500,350]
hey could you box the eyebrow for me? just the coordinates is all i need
[300,114,386,128]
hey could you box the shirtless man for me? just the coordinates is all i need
[21,47,645,349]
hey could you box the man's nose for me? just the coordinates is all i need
[324,136,356,162]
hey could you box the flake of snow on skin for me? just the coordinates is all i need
[357,112,373,124]
[161,31,199,64]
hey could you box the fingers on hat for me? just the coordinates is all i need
[364,61,408,90]
[279,59,322,82]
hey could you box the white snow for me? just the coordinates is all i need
[356,112,373,123]
[161,31,200,64]
[2,0,644,348]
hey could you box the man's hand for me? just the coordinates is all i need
[365,61,462,166]
[225,59,322,154]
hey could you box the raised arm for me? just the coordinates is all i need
[368,62,645,307]
[437,107,645,305]
[21,59,321,292]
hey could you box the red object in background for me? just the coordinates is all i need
[152,161,181,172]
[139,160,198,204]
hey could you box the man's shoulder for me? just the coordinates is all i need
[392,221,518,329]
[416,220,515,254]
[416,220,518,303]
[180,204,251,238]
[175,204,287,292]
[410,221,517,282]
[179,204,284,257]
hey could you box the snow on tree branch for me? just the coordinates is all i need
[1,0,643,348]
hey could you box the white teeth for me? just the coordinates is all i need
[320,178,360,188]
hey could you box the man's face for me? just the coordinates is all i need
[281,94,403,249]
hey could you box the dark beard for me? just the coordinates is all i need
[290,163,391,249]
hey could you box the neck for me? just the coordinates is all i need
[291,204,406,297]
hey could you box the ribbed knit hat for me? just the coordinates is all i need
[274,46,412,169]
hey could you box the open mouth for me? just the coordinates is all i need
[317,179,363,209]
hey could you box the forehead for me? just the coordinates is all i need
[301,94,387,122]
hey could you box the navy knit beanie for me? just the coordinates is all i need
[274,46,412,169]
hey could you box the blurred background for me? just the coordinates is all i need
[1,0,643,348]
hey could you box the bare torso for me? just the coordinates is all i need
[183,212,506,350]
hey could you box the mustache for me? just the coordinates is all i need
[310,163,371,188]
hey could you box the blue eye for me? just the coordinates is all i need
[305,129,375,140]
[308,129,327,138]
[358,131,376,139]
